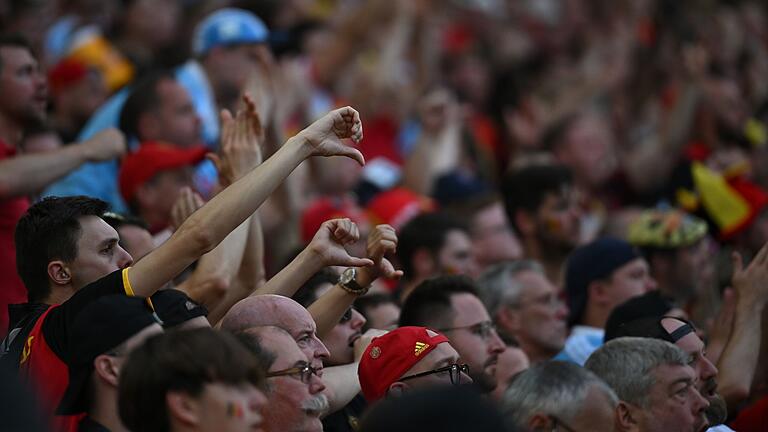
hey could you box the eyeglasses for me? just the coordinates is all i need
[339,307,352,324]
[548,415,578,432]
[400,363,469,385]
[439,321,498,340]
[266,364,319,384]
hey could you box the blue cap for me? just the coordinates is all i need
[565,237,640,327]
[192,8,269,56]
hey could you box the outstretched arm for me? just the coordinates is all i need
[127,105,365,297]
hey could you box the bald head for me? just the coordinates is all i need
[222,295,330,369]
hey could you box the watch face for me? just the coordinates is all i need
[340,268,355,285]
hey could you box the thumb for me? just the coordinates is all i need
[731,251,744,274]
[336,146,365,166]
[344,257,374,267]
[206,153,222,173]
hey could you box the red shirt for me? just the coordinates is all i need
[0,139,30,336]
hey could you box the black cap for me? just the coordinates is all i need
[151,289,208,328]
[604,315,696,345]
[57,295,160,415]
[604,290,676,342]
[565,237,641,327]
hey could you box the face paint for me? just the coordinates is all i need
[226,401,244,419]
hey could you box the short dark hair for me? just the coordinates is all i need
[0,34,32,73]
[118,328,266,432]
[501,164,572,234]
[292,269,338,308]
[399,275,479,329]
[118,71,175,141]
[15,196,109,302]
[354,293,397,332]
[396,212,469,278]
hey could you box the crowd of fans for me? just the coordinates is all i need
[1,0,768,431]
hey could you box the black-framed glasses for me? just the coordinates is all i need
[549,415,577,432]
[439,321,498,339]
[400,363,469,385]
[266,364,319,384]
[339,307,353,324]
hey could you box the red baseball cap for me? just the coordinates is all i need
[366,187,435,231]
[119,141,207,203]
[358,326,449,402]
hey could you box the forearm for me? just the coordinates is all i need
[310,285,358,338]
[254,246,324,297]
[321,363,361,415]
[128,136,310,297]
[716,298,765,408]
[403,127,461,195]
[181,219,251,309]
[0,144,88,198]
[206,215,266,326]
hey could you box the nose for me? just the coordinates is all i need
[308,371,326,395]
[313,336,330,360]
[118,246,134,268]
[701,356,718,381]
[691,386,710,414]
[350,309,366,330]
[645,275,658,292]
[488,330,506,354]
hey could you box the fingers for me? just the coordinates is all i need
[731,251,744,274]
[380,258,403,279]
[331,218,360,244]
[344,257,375,267]
[756,241,768,266]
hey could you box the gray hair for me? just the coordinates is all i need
[502,361,618,429]
[476,260,544,318]
[584,337,688,407]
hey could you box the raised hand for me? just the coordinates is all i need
[209,94,264,187]
[307,218,374,268]
[170,187,205,231]
[295,106,365,165]
[82,127,127,162]
[356,224,403,287]
[731,244,768,306]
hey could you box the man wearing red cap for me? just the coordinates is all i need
[118,142,207,235]
[358,326,471,402]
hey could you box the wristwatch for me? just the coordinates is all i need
[338,267,370,295]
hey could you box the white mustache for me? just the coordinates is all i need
[301,394,329,416]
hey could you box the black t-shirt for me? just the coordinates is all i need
[78,416,111,432]
[1,269,130,365]
[322,393,367,432]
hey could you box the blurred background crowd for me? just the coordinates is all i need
[2,0,768,431]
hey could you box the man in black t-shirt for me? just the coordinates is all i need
[2,103,367,429]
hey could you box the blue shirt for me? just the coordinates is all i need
[43,61,219,211]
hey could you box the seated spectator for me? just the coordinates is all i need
[239,325,328,432]
[359,386,512,432]
[56,295,163,431]
[396,212,477,301]
[556,237,656,365]
[476,261,568,364]
[118,328,268,432]
[357,326,471,402]
[354,293,400,331]
[399,275,505,394]
[501,163,581,287]
[502,360,617,431]
[585,337,710,432]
